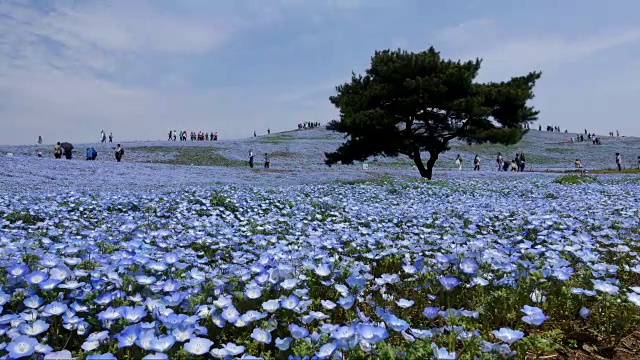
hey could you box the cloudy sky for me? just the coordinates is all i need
[1,0,639,145]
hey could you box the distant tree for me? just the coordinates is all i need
[325,47,541,180]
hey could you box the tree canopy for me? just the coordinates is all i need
[325,46,541,179]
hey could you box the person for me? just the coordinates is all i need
[249,150,255,168]
[473,155,480,171]
[617,130,620,137]
[168,130,173,141]
[267,128,271,135]
[36,150,43,158]
[53,142,62,159]
[254,130,257,137]
[86,147,97,160]
[496,152,504,171]
[575,159,585,174]
[109,133,113,143]
[38,136,42,145]
[511,159,517,171]
[63,145,73,160]
[173,130,177,141]
[616,153,622,171]
[455,154,463,170]
[264,153,270,169]
[213,132,218,141]
[502,159,510,171]
[519,152,526,172]
[101,130,106,143]
[115,144,124,162]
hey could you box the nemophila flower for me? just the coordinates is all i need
[439,276,460,291]
[44,350,73,360]
[23,295,44,309]
[163,252,179,264]
[321,300,336,310]
[570,288,597,297]
[6,335,38,358]
[150,334,176,352]
[459,258,479,274]
[410,328,432,340]
[592,280,619,295]
[627,292,640,306]
[579,307,591,319]
[222,342,245,356]
[289,324,309,339]
[183,337,213,355]
[316,342,337,359]
[262,299,280,313]
[251,328,272,344]
[25,271,48,285]
[97,307,123,322]
[142,353,168,360]
[221,306,240,323]
[94,292,113,306]
[521,306,549,326]
[135,275,156,285]
[338,295,355,309]
[315,264,332,277]
[7,264,29,277]
[86,353,116,360]
[356,324,389,344]
[530,290,546,303]
[122,306,147,323]
[281,295,299,310]
[42,301,68,316]
[492,328,524,344]
[431,343,457,360]
[396,299,414,308]
[245,286,262,299]
[18,320,49,336]
[136,329,157,350]
[384,314,410,332]
[172,324,195,342]
[275,337,292,350]
[423,307,440,319]
[116,325,140,348]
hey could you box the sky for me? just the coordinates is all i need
[1,0,639,145]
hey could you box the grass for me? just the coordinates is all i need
[553,174,599,184]
[130,146,246,167]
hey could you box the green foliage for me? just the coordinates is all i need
[554,175,599,185]
[325,46,541,179]
[4,210,44,225]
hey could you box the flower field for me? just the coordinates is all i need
[1,175,640,359]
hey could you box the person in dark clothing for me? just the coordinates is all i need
[86,148,98,160]
[519,152,526,172]
[264,153,270,169]
[473,155,480,171]
[38,136,42,145]
[109,133,113,143]
[249,150,255,168]
[616,153,622,171]
[115,144,124,162]
[63,146,73,160]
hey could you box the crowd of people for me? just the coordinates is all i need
[169,130,218,141]
[298,122,321,130]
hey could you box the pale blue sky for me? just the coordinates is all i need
[1,0,639,145]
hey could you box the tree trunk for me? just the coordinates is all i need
[412,148,439,180]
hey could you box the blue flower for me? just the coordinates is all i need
[6,335,38,358]
[316,342,337,359]
[459,258,478,274]
[18,320,49,336]
[431,343,457,359]
[183,337,213,355]
[116,325,140,348]
[87,354,116,360]
[492,328,524,344]
[275,337,292,350]
[423,306,440,319]
[289,324,309,339]
[439,276,460,291]
[521,305,549,326]
[251,328,272,344]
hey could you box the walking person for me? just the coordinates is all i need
[109,132,113,143]
[264,153,270,169]
[115,144,124,162]
[38,136,42,145]
[473,154,480,171]
[519,152,526,172]
[100,130,106,143]
[267,128,271,135]
[455,154,463,170]
[616,153,622,171]
[253,130,257,137]
[249,150,255,168]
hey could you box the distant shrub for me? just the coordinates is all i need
[553,174,598,185]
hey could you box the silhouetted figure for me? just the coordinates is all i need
[115,144,124,162]
[264,153,270,169]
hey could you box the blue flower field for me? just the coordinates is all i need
[1,129,640,359]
